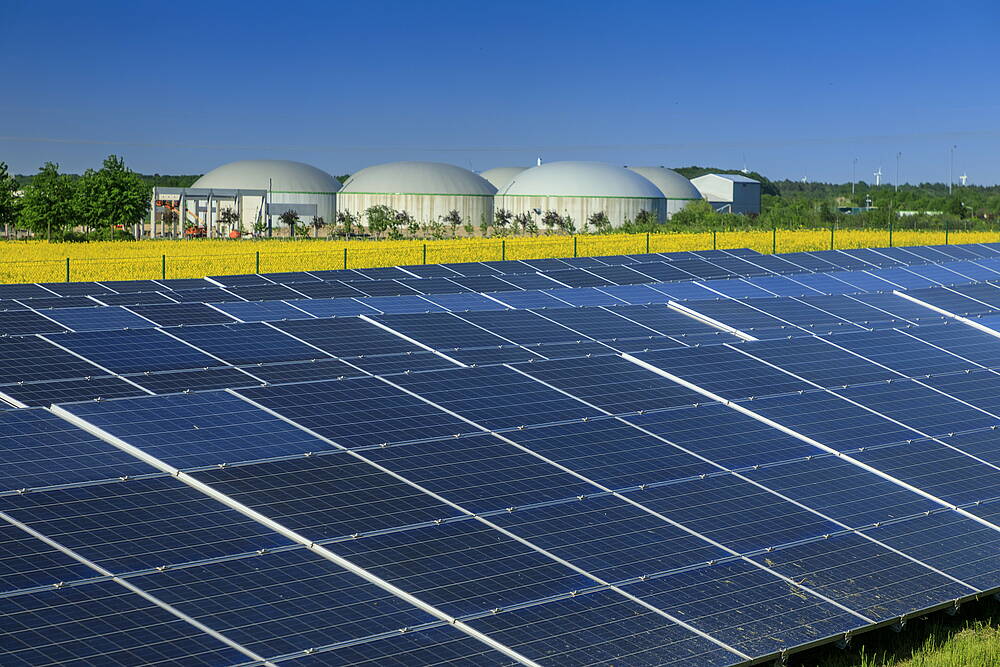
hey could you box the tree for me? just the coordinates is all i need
[278,209,300,237]
[365,204,395,238]
[18,162,76,240]
[513,212,532,234]
[311,216,325,238]
[218,207,240,234]
[588,211,612,234]
[669,199,715,229]
[74,155,150,239]
[493,208,512,237]
[442,210,462,238]
[0,162,20,234]
[336,210,357,239]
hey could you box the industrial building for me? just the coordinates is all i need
[149,160,340,237]
[496,161,667,229]
[479,166,528,190]
[625,166,703,219]
[691,173,761,214]
[337,161,496,229]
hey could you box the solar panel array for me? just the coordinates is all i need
[5,242,1000,665]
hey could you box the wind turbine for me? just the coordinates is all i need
[960,173,968,186]
[873,167,882,187]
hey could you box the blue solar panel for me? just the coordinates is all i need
[0,581,247,665]
[91,291,178,306]
[2,376,145,407]
[62,391,328,468]
[127,303,236,326]
[170,322,326,365]
[483,289,568,309]
[0,310,68,335]
[210,299,314,322]
[195,456,459,540]
[0,476,292,572]
[227,283,312,301]
[0,408,153,492]
[357,294,448,314]
[0,337,108,384]
[131,549,437,659]
[421,292,507,311]
[128,367,263,394]
[41,306,157,332]
[390,365,601,429]
[594,284,671,304]
[467,589,740,667]
[540,287,625,307]
[52,329,222,374]
[237,377,472,447]
[16,296,100,310]
[0,522,98,592]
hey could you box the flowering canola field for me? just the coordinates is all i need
[0,229,995,284]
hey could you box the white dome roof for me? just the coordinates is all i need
[627,166,702,200]
[479,167,528,190]
[499,161,665,198]
[341,161,496,195]
[192,160,340,193]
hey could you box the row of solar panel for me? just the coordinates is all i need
[0,281,987,408]
[5,246,1000,664]
[3,243,1000,317]
[6,323,1000,666]
[5,251,1000,339]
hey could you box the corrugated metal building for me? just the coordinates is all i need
[186,160,340,235]
[625,166,702,219]
[496,161,667,229]
[691,173,761,214]
[337,161,496,230]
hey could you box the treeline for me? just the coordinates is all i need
[0,156,150,241]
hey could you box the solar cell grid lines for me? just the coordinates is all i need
[8,244,1000,665]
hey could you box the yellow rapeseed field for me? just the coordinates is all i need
[0,229,996,284]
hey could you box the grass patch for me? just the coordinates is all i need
[791,597,1000,666]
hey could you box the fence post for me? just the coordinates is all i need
[161,254,166,280]
[422,243,427,265]
[771,226,777,254]
[501,239,506,261]
[645,232,650,254]
[945,219,950,245]
[343,247,348,269]
[573,235,577,257]
[889,219,893,247]
[712,230,717,250]
[830,223,835,250]
[255,250,260,274]
[65,257,70,283]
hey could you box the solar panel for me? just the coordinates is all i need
[127,303,237,326]
[1,476,291,572]
[41,306,157,332]
[276,279,365,299]
[15,295,100,310]
[169,322,326,365]
[0,408,153,492]
[51,329,222,374]
[209,299,314,322]
[0,580,247,665]
[0,310,68,335]
[91,291,178,306]
[227,283,313,301]
[1,376,146,407]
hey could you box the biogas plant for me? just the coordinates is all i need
[149,159,761,237]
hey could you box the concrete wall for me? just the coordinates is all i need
[495,195,666,230]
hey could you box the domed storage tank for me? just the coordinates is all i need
[496,161,667,229]
[626,166,703,218]
[191,160,340,233]
[479,166,528,190]
[337,161,496,233]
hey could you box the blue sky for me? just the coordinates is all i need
[2,0,997,183]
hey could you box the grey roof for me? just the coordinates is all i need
[626,166,702,200]
[696,173,760,183]
[499,161,665,198]
[192,160,341,193]
[340,161,497,195]
[479,167,529,190]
